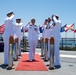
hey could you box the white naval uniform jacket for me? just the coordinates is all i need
[3,15,15,39]
[25,24,39,41]
[14,23,22,40]
[52,16,61,40]
[42,23,53,39]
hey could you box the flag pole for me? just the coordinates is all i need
[64,24,67,50]
[23,26,26,50]
[73,23,75,47]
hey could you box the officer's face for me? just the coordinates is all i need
[16,20,21,23]
[7,13,12,17]
[44,21,47,25]
[31,20,35,25]
[31,21,35,25]
[47,18,51,23]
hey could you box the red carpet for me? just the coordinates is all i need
[16,54,48,71]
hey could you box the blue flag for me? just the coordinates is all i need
[60,24,67,32]
[39,27,43,33]
[21,27,24,32]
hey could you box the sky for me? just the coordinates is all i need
[0,0,76,38]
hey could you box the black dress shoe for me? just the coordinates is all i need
[44,59,48,62]
[32,59,36,61]
[54,65,61,69]
[49,67,55,70]
[13,58,18,61]
[40,55,44,57]
[7,67,12,70]
[6,65,15,70]
[3,64,8,66]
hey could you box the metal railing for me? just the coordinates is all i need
[1,36,75,51]
[60,38,76,50]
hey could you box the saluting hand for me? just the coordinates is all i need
[28,22,31,25]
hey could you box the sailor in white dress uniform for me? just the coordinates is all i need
[25,19,39,61]
[43,18,53,59]
[52,14,61,68]
[2,11,15,65]
[14,19,23,56]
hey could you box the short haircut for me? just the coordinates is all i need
[31,18,35,22]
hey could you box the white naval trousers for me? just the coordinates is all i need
[54,39,61,65]
[28,40,38,61]
[18,38,21,55]
[47,39,50,58]
[3,37,9,64]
